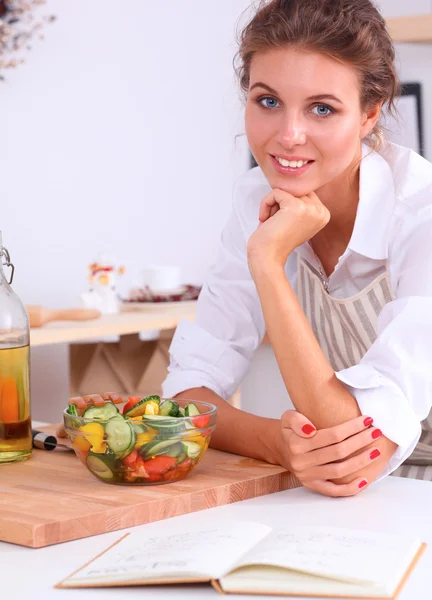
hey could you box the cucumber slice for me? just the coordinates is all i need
[86,454,116,481]
[142,414,176,421]
[143,395,161,405]
[105,417,135,457]
[83,402,119,420]
[113,415,137,458]
[182,441,202,459]
[65,405,81,429]
[66,403,78,416]
[178,406,186,417]
[184,403,200,417]
[131,422,149,435]
[140,440,182,459]
[124,395,161,418]
[159,400,180,417]
[166,443,187,462]
[143,414,185,434]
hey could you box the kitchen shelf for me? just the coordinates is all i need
[386,14,432,44]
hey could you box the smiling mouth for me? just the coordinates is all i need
[271,155,314,169]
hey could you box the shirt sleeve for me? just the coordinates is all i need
[162,177,266,401]
[336,207,432,480]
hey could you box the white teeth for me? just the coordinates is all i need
[275,157,309,168]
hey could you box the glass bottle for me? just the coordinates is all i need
[0,231,31,463]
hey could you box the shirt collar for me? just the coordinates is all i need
[346,143,396,260]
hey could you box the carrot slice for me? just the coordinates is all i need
[1,376,19,423]
[0,374,3,421]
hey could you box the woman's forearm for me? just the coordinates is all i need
[174,387,281,464]
[252,263,359,428]
[251,262,397,483]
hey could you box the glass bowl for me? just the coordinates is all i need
[63,398,217,485]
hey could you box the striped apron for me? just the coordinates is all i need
[297,255,432,480]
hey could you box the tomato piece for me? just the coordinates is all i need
[191,415,210,429]
[176,457,193,471]
[76,449,89,464]
[163,469,182,481]
[123,396,142,415]
[200,427,213,438]
[147,472,164,482]
[122,449,138,467]
[143,455,177,475]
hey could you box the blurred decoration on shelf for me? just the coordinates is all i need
[81,254,126,315]
[124,284,201,304]
[0,0,56,80]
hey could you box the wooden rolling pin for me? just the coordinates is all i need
[26,305,101,328]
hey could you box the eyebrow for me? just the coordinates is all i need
[249,82,344,105]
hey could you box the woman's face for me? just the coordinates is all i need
[245,48,376,197]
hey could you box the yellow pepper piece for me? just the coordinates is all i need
[185,433,206,448]
[144,401,159,415]
[135,431,156,448]
[72,436,92,453]
[129,416,143,423]
[79,423,107,454]
[92,440,108,454]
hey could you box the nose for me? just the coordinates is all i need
[278,115,307,148]
[278,128,307,147]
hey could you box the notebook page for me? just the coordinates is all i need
[230,526,422,588]
[221,565,386,597]
[64,521,272,585]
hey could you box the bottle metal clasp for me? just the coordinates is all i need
[0,245,15,285]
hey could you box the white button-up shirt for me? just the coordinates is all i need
[162,143,432,479]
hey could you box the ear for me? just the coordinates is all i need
[360,103,382,139]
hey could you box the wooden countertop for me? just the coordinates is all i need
[30,303,197,347]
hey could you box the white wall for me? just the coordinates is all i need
[1,0,252,421]
[378,0,432,17]
[2,0,252,303]
[2,0,432,422]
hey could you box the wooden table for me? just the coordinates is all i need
[1,476,431,599]
[0,425,299,548]
[30,304,199,402]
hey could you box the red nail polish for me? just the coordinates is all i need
[363,417,373,427]
[302,424,316,435]
[370,449,381,460]
[371,429,382,440]
[358,480,368,489]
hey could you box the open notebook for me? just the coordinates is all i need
[56,521,426,598]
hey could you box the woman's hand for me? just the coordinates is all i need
[247,189,330,271]
[278,410,382,497]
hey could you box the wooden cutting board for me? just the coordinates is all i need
[0,426,300,548]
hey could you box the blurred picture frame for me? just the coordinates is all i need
[385,82,425,157]
[249,82,425,168]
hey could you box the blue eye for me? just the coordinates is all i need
[258,96,280,109]
[312,104,334,117]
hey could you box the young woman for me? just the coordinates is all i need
[162,0,432,497]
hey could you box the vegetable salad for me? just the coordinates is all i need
[64,395,215,484]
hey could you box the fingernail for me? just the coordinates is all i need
[370,449,381,460]
[371,429,382,440]
[358,480,368,489]
[363,417,373,427]
[302,424,316,435]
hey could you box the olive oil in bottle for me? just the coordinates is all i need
[0,233,31,463]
